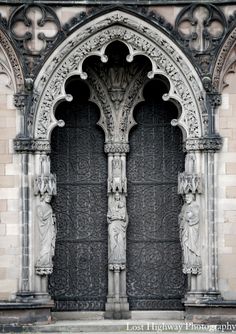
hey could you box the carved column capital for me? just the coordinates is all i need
[109,264,126,271]
[207,93,222,107]
[14,138,51,153]
[104,143,130,154]
[14,93,27,113]
[184,137,222,152]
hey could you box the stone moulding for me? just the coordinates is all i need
[184,137,223,151]
[14,138,51,153]
[0,29,24,92]
[104,143,130,154]
[31,9,206,143]
[213,27,236,92]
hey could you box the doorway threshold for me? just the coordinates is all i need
[52,310,184,321]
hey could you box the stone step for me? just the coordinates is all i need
[2,320,236,333]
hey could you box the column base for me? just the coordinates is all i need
[0,292,54,325]
[16,291,52,303]
[105,296,130,319]
[184,290,222,305]
[185,301,236,324]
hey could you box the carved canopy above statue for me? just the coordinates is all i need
[31,9,206,144]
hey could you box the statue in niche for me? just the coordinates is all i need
[35,193,56,275]
[185,152,196,174]
[107,54,127,91]
[111,156,122,192]
[179,192,201,275]
[107,192,128,266]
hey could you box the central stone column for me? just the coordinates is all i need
[104,144,130,319]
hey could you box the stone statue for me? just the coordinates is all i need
[179,192,201,275]
[185,152,196,174]
[111,156,122,192]
[107,193,128,266]
[35,193,56,275]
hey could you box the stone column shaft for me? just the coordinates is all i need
[105,145,130,319]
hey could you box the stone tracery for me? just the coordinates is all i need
[32,10,205,143]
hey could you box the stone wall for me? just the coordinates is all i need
[0,77,20,300]
[217,71,236,299]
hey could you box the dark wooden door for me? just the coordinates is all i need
[126,81,187,310]
[49,82,107,311]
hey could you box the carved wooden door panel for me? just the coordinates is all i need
[127,87,187,310]
[49,93,108,311]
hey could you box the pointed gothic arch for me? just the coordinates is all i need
[13,8,223,319]
[31,9,206,143]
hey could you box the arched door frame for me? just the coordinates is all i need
[13,8,222,319]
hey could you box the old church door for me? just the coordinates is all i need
[126,79,187,310]
[49,79,108,311]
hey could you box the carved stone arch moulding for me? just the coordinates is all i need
[213,26,236,93]
[0,28,24,93]
[31,9,206,144]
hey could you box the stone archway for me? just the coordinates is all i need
[14,8,222,319]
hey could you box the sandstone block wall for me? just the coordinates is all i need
[0,78,20,300]
[216,71,236,299]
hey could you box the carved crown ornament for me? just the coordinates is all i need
[30,10,205,146]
